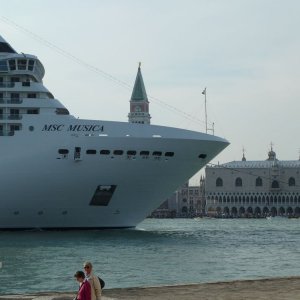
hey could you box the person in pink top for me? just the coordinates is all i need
[74,271,91,300]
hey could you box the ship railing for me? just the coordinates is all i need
[0,98,23,104]
[0,130,14,136]
[0,114,23,120]
[0,82,15,88]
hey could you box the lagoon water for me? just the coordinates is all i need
[0,218,299,294]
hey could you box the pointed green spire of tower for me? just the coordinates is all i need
[128,63,151,124]
[130,62,148,102]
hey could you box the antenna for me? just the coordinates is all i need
[202,88,215,135]
[202,87,207,133]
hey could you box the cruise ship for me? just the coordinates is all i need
[0,35,229,229]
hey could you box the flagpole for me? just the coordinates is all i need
[203,87,207,134]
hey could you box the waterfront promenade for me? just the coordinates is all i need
[1,277,299,300]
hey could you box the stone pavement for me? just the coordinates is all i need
[1,276,300,300]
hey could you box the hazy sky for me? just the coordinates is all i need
[1,0,300,183]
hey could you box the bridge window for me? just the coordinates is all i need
[0,60,8,72]
[288,177,295,186]
[28,60,35,71]
[235,177,243,187]
[17,59,27,70]
[256,177,263,187]
[216,177,223,187]
[9,60,16,70]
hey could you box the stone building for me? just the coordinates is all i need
[151,179,205,218]
[205,148,300,217]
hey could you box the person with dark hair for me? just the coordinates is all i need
[83,261,101,300]
[74,271,91,300]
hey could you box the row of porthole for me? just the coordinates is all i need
[58,149,175,157]
[58,149,208,159]
[13,211,68,215]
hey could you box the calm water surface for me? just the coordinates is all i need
[0,218,299,294]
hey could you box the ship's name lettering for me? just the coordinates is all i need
[42,124,104,132]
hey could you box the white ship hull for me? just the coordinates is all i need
[0,35,229,229]
[0,118,228,229]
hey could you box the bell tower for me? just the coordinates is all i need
[128,63,151,124]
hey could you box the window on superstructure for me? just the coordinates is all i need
[10,109,19,116]
[28,60,35,71]
[0,61,8,72]
[27,93,36,98]
[0,93,3,102]
[56,108,70,115]
[27,109,39,114]
[11,77,20,83]
[17,59,27,70]
[10,124,20,131]
[10,93,20,104]
[9,60,16,71]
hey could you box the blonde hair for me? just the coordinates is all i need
[83,261,93,268]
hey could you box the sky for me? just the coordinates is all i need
[1,0,300,184]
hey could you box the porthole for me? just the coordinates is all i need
[14,211,19,215]
[86,149,96,154]
[62,211,68,215]
[113,150,123,155]
[127,150,136,156]
[153,151,162,156]
[140,151,150,156]
[58,149,69,155]
[199,154,207,159]
[165,152,174,157]
[29,126,34,131]
[38,211,44,215]
[100,150,110,155]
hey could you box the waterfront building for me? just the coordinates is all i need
[205,148,300,217]
[151,180,205,218]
